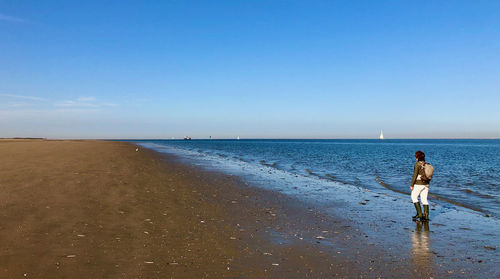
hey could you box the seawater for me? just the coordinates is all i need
[135,139,500,218]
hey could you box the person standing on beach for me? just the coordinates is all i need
[410,151,431,221]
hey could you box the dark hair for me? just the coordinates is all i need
[415,151,425,161]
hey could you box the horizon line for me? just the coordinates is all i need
[116,138,500,140]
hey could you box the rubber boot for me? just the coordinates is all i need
[422,205,430,221]
[412,202,423,221]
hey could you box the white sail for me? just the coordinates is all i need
[237,136,240,140]
[379,130,384,140]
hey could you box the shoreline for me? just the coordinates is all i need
[375,176,487,214]
[0,140,497,278]
[135,142,419,277]
[133,139,499,219]
[139,140,500,278]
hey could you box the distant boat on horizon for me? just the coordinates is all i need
[379,130,384,140]
[237,136,240,140]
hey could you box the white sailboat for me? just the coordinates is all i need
[379,130,384,140]
[237,136,240,140]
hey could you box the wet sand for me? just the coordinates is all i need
[0,140,495,278]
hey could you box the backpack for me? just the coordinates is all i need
[420,162,434,182]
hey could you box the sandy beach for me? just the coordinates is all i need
[0,140,496,278]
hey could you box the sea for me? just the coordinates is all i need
[135,139,500,219]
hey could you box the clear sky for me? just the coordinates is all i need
[1,1,499,139]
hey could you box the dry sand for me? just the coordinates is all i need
[0,139,463,278]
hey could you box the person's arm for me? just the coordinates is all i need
[410,163,420,189]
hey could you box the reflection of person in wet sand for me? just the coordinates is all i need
[411,222,433,276]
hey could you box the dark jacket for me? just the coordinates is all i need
[411,161,430,187]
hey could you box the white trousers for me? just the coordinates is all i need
[411,184,429,205]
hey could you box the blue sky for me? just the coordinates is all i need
[1,1,499,139]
